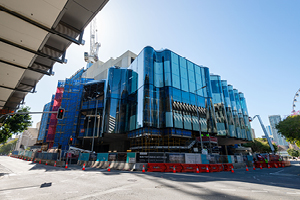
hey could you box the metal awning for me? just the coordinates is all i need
[0,0,108,117]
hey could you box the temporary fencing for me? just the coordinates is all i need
[181,164,198,173]
[147,163,166,172]
[165,163,183,173]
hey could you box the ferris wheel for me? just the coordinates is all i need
[292,88,300,115]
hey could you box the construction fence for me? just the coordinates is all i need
[78,152,253,165]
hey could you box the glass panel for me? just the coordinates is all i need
[164,72,172,86]
[181,78,189,92]
[172,63,180,76]
[172,88,181,102]
[188,69,195,82]
[180,67,188,79]
[171,52,179,65]
[172,74,181,89]
[183,114,192,130]
[192,116,199,131]
[187,61,194,71]
[189,81,196,93]
[181,91,190,104]
[195,65,201,75]
[154,74,164,87]
[164,60,171,73]
[166,112,173,127]
[174,110,183,128]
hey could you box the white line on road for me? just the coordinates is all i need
[221,189,236,191]
[251,190,268,193]
[287,192,300,195]
[65,191,79,194]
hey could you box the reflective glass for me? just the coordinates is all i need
[183,114,192,130]
[181,78,189,92]
[164,72,172,86]
[172,74,181,89]
[174,110,183,128]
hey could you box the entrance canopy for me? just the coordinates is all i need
[0,0,108,116]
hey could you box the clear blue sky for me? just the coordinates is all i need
[25,0,300,138]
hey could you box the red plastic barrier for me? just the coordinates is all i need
[164,163,183,172]
[147,163,166,172]
[210,164,220,172]
[217,164,224,172]
[181,164,198,173]
[197,164,210,173]
[223,164,233,171]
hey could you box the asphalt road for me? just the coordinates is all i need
[0,156,300,200]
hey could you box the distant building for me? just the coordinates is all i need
[15,123,40,150]
[268,115,288,146]
[251,128,256,139]
[266,125,273,141]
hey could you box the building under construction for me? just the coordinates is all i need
[38,47,253,154]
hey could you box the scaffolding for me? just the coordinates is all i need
[53,68,91,150]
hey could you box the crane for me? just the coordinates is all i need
[250,115,275,154]
[84,17,101,64]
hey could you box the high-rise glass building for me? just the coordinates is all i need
[268,115,288,146]
[38,46,253,153]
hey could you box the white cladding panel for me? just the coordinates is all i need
[0,12,48,51]
[0,0,68,28]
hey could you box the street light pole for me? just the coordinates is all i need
[194,86,207,154]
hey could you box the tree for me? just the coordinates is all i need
[0,106,32,144]
[0,138,18,154]
[287,148,300,158]
[276,115,300,148]
[243,138,278,153]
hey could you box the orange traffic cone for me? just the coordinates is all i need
[268,164,270,169]
[173,166,176,173]
[206,165,209,173]
[246,165,249,171]
[253,165,256,170]
[34,159,36,163]
[196,167,200,173]
[54,161,57,167]
[39,160,41,164]
[108,164,111,172]
[279,163,281,167]
[82,163,86,171]
[275,164,278,168]
[231,167,234,173]
[65,162,68,169]
[282,164,285,168]
[142,165,145,173]
[260,164,262,169]
[45,161,48,165]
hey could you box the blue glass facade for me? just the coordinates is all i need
[38,46,252,153]
[37,102,51,142]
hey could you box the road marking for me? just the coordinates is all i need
[221,189,236,191]
[251,190,268,193]
[287,192,300,195]
[65,191,79,194]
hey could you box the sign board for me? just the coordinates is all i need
[67,153,72,158]
[202,149,208,155]
[168,153,185,163]
[185,153,201,164]
[128,157,136,163]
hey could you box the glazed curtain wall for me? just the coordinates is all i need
[210,75,228,136]
[102,47,218,134]
[102,46,251,141]
[221,81,236,137]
